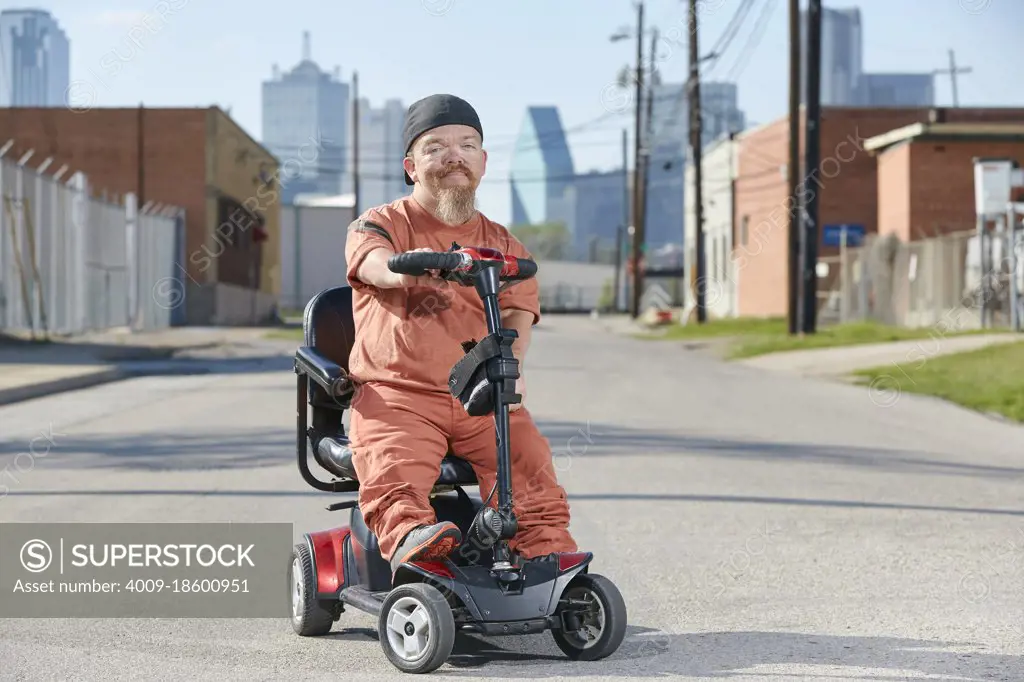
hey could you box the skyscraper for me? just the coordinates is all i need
[261,32,347,204]
[800,7,933,107]
[645,81,688,251]
[0,9,69,107]
[345,97,410,209]
[509,106,575,229]
[700,82,747,143]
[568,169,626,261]
[801,7,863,105]
[861,73,935,107]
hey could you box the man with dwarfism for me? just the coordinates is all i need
[344,94,578,572]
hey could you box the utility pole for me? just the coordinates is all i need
[629,0,646,319]
[614,128,628,311]
[786,0,801,335]
[352,70,360,216]
[137,103,145,208]
[688,0,706,322]
[640,27,658,305]
[933,49,972,107]
[801,0,822,333]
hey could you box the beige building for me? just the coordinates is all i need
[684,133,740,317]
[278,194,357,311]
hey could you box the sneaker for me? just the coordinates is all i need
[390,521,462,573]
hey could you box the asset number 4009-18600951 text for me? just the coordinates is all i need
[125,578,250,593]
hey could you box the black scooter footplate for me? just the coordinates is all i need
[441,555,589,623]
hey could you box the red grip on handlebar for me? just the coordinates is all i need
[451,247,536,280]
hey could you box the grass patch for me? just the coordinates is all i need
[264,327,304,341]
[851,341,1024,423]
[728,321,990,359]
[649,316,991,359]
[657,316,789,339]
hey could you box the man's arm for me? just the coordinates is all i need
[502,308,534,411]
[354,246,442,290]
[501,308,534,369]
[354,246,406,289]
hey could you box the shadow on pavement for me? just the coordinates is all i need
[0,334,220,366]
[0,329,298,370]
[537,420,1024,481]
[5,488,1021,520]
[2,416,1022,498]
[0,428,292,470]
[317,624,1022,679]
[568,492,1024,518]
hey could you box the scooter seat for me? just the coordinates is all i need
[315,435,479,486]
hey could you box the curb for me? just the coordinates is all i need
[0,367,127,407]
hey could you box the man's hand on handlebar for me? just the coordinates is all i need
[393,248,446,289]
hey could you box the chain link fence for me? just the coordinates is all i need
[816,225,1023,330]
[0,153,184,338]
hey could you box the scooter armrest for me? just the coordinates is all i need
[295,346,351,397]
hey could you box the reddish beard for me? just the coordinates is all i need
[426,165,478,224]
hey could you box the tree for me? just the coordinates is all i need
[509,221,571,260]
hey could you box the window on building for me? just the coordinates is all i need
[215,195,264,289]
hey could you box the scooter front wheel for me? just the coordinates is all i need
[551,573,628,661]
[378,582,456,674]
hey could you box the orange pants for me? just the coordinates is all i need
[348,381,578,561]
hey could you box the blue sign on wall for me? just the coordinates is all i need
[823,224,865,247]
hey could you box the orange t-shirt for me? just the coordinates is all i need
[344,195,541,393]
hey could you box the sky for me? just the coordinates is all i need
[21,0,1024,225]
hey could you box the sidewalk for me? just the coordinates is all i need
[734,333,1022,378]
[0,326,283,406]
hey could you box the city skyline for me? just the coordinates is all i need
[0,8,70,107]
[2,0,1022,227]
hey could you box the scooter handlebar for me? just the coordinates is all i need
[504,257,536,280]
[386,251,466,277]
[386,249,537,282]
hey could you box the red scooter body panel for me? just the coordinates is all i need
[307,527,350,595]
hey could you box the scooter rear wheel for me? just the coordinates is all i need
[378,582,456,674]
[551,573,627,661]
[289,542,336,636]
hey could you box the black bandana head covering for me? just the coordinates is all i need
[402,94,483,185]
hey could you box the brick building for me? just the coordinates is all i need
[865,122,1024,241]
[730,106,1024,318]
[0,106,282,325]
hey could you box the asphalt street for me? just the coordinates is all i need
[0,316,1022,681]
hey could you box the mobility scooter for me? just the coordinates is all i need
[288,245,628,673]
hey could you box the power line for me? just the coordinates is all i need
[704,0,758,79]
[266,135,633,164]
[659,0,762,152]
[724,0,778,82]
[276,166,629,185]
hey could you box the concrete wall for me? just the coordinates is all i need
[535,260,616,311]
[279,204,356,310]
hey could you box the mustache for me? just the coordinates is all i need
[435,164,474,179]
